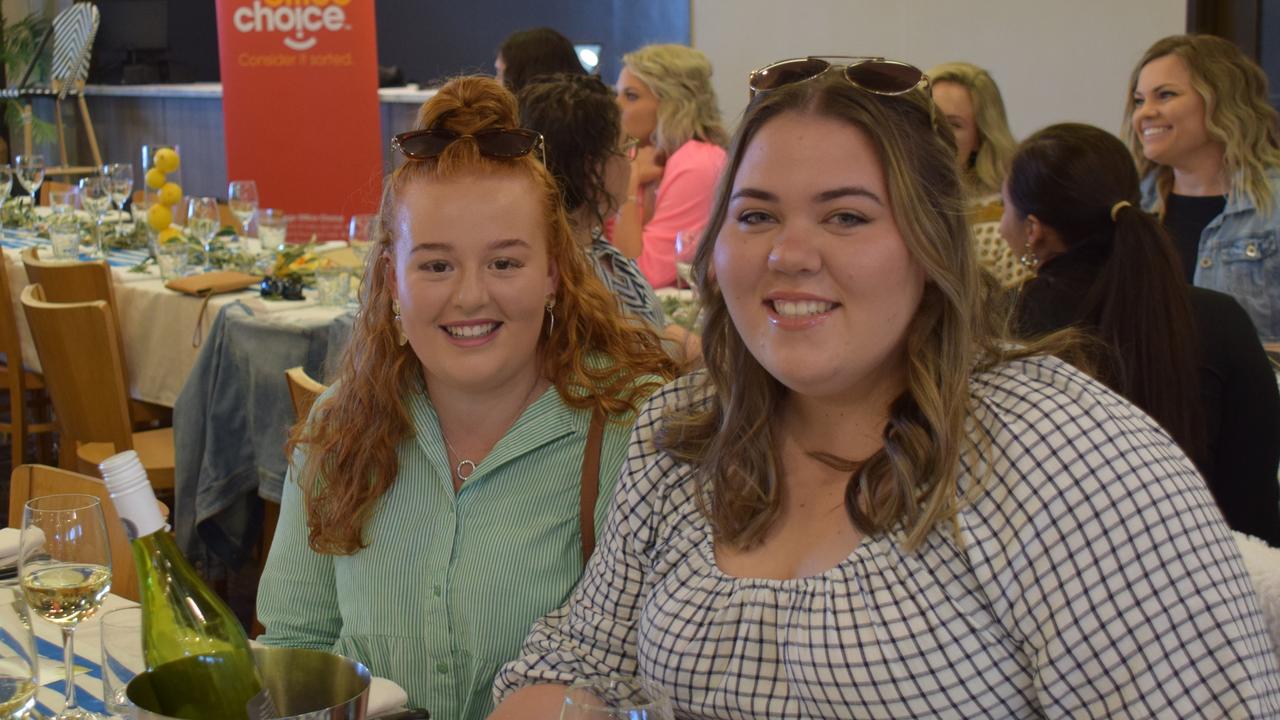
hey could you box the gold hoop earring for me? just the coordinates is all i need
[392,299,408,346]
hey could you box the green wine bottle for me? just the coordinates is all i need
[101,451,276,720]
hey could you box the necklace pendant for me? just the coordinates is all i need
[456,459,477,481]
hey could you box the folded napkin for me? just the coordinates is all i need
[0,528,19,566]
[367,676,410,717]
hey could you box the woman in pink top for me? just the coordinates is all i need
[613,44,728,287]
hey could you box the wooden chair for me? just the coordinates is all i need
[38,180,74,206]
[20,247,171,431]
[0,4,103,176]
[9,464,140,602]
[252,367,326,637]
[0,258,55,466]
[18,284,174,493]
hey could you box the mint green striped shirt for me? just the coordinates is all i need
[257,381,641,720]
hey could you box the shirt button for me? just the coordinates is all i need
[1245,243,1260,258]
[435,661,449,675]
[1200,256,1213,269]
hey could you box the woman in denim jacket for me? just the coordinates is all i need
[1125,34,1280,341]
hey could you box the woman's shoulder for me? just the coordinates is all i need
[667,139,727,170]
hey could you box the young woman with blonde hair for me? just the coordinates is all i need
[490,61,1280,718]
[928,60,1028,288]
[257,76,675,720]
[611,43,728,287]
[1125,34,1280,340]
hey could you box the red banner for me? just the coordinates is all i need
[215,0,382,242]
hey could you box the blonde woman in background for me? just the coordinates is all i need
[929,61,1028,288]
[612,44,728,287]
[1125,34,1280,342]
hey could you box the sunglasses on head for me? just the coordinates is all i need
[392,127,545,163]
[748,57,929,99]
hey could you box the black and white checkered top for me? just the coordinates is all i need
[495,355,1280,718]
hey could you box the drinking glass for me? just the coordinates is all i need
[315,266,349,306]
[0,586,38,720]
[186,196,220,269]
[49,226,79,261]
[673,228,701,291]
[20,494,112,720]
[99,607,143,718]
[560,676,674,720]
[257,208,288,254]
[348,213,375,264]
[14,155,44,213]
[155,240,189,280]
[227,180,259,238]
[102,163,134,214]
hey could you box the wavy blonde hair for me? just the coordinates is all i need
[622,44,728,157]
[657,72,1047,552]
[292,76,677,555]
[1123,34,1280,218]
[928,61,1017,198]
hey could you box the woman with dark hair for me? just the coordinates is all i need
[257,76,675,720]
[1002,122,1280,545]
[517,74,664,328]
[489,62,1280,718]
[495,27,584,93]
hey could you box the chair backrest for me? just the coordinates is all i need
[20,246,131,385]
[50,3,99,96]
[0,257,27,380]
[284,366,326,422]
[19,284,134,454]
[38,180,74,206]
[9,463,140,602]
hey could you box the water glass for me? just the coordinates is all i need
[49,226,80,261]
[258,208,288,253]
[0,586,37,719]
[155,241,189,280]
[99,607,143,718]
[49,189,77,216]
[315,266,348,306]
[560,676,674,720]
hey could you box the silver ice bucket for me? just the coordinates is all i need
[126,646,371,720]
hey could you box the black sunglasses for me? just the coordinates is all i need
[748,57,929,99]
[392,127,545,163]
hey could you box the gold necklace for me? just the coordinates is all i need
[438,377,544,483]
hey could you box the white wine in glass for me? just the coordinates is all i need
[0,586,38,720]
[20,494,112,720]
[14,155,43,211]
[228,180,259,237]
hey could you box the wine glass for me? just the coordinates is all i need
[673,228,701,291]
[228,180,259,238]
[20,494,112,720]
[14,154,44,213]
[103,163,134,214]
[187,196,220,269]
[80,177,112,259]
[560,676,674,720]
[348,213,375,264]
[0,586,37,719]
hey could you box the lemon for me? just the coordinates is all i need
[157,227,183,245]
[153,148,180,174]
[158,182,182,207]
[145,168,167,190]
[147,204,173,232]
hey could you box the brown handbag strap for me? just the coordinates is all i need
[579,407,606,565]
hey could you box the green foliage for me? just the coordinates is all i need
[0,12,59,148]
